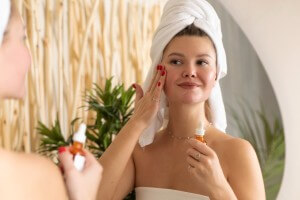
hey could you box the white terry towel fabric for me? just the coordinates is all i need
[0,0,11,46]
[139,0,228,147]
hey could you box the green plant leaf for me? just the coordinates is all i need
[228,99,285,200]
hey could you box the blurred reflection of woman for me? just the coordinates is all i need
[0,1,102,200]
[98,0,266,199]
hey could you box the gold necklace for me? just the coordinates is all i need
[167,122,213,140]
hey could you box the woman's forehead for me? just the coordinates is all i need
[164,36,216,58]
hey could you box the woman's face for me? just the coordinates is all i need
[0,5,31,99]
[161,35,217,105]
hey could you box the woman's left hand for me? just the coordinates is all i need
[58,146,103,200]
[186,138,231,198]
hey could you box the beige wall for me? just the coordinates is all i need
[218,0,300,199]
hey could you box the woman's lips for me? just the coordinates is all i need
[179,85,198,89]
[178,82,200,89]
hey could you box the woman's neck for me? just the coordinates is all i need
[166,102,210,138]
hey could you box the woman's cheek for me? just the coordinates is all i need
[201,70,216,86]
[163,75,171,95]
[163,70,176,95]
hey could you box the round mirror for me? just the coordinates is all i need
[207,1,285,199]
[217,0,300,199]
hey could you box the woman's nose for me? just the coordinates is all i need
[182,64,197,78]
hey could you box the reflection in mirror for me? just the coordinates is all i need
[208,0,285,199]
[0,0,284,200]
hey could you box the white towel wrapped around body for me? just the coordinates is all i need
[0,0,11,46]
[139,0,228,147]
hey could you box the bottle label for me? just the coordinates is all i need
[73,154,86,171]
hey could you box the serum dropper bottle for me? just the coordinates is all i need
[195,121,207,144]
[70,123,87,171]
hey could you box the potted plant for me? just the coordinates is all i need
[37,77,136,199]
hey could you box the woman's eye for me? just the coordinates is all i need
[170,59,182,65]
[196,60,208,66]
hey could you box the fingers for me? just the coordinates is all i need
[81,150,102,184]
[148,65,163,92]
[58,146,76,172]
[149,65,164,93]
[187,151,200,166]
[187,138,213,157]
[187,156,204,174]
[152,67,166,100]
[186,148,205,162]
[133,64,166,106]
[58,147,103,176]
[133,84,144,107]
[82,149,103,171]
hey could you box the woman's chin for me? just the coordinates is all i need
[180,97,203,104]
[167,93,207,105]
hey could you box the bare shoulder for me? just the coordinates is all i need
[210,129,255,157]
[0,149,68,200]
[211,130,263,175]
[209,131,265,198]
[221,135,254,155]
[222,136,260,173]
[209,129,260,173]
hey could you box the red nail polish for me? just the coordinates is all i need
[159,65,162,70]
[156,65,160,70]
[158,82,161,87]
[161,70,166,76]
[58,146,66,154]
[132,84,136,89]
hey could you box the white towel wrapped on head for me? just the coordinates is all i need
[0,0,11,46]
[139,0,228,147]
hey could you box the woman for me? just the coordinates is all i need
[98,0,265,199]
[0,1,102,199]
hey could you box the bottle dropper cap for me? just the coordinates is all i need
[195,121,205,136]
[73,123,87,144]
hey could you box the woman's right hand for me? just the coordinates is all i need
[58,146,102,200]
[130,65,166,126]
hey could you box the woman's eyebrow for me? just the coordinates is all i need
[168,52,184,57]
[196,54,213,59]
[168,52,213,59]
